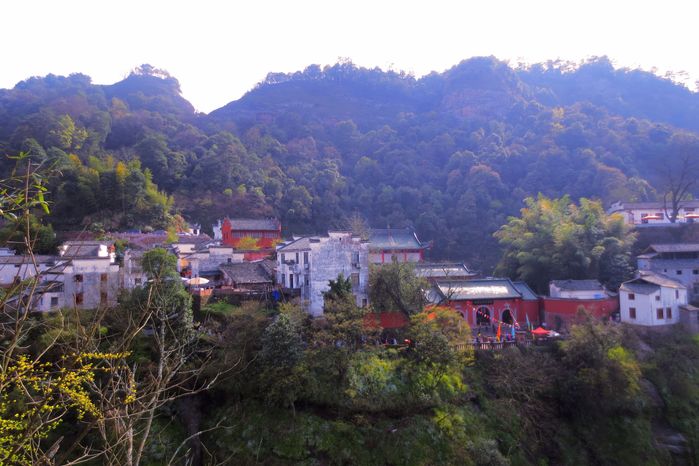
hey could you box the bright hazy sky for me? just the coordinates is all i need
[2,0,697,113]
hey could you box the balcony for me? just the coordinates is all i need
[292,262,309,274]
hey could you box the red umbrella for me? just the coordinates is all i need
[531,326,550,336]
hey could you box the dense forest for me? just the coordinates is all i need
[1,58,699,271]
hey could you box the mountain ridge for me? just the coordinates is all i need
[1,56,698,271]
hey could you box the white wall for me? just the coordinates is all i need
[62,259,120,309]
[620,286,685,326]
[0,261,53,286]
[276,248,310,290]
[308,235,369,317]
[550,287,606,300]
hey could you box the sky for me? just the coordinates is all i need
[1,0,697,113]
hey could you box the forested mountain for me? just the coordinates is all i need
[1,58,698,271]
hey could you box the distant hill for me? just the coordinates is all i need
[0,57,698,271]
[517,57,699,132]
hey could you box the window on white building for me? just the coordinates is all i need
[657,308,664,319]
[667,307,672,319]
[351,273,360,289]
[629,307,636,319]
[628,293,635,300]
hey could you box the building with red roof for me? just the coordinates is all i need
[213,218,281,249]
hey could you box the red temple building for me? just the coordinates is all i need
[426,278,540,327]
[214,218,281,250]
[368,228,430,264]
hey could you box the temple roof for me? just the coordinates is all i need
[369,228,426,250]
[434,278,521,301]
[227,218,280,231]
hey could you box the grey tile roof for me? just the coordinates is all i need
[611,200,699,210]
[219,261,273,285]
[621,271,685,292]
[435,279,521,301]
[637,271,685,288]
[277,237,312,252]
[512,281,539,300]
[620,282,660,295]
[648,243,699,253]
[42,261,71,275]
[369,228,425,250]
[642,259,699,269]
[550,279,604,291]
[228,218,280,231]
[637,253,658,260]
[59,241,111,258]
[0,255,57,265]
[414,262,474,278]
[111,232,213,251]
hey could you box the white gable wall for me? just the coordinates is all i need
[620,286,685,326]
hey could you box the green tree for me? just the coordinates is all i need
[368,262,428,315]
[324,273,353,303]
[408,307,472,368]
[259,311,306,408]
[0,213,56,254]
[494,194,636,292]
[307,275,379,395]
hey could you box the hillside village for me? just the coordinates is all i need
[6,200,699,340]
[2,60,699,464]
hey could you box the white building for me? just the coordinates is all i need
[59,241,116,262]
[277,231,369,317]
[608,200,699,226]
[637,243,699,298]
[619,271,687,326]
[43,250,120,310]
[121,250,148,290]
[177,246,245,279]
[549,279,608,299]
[0,254,58,287]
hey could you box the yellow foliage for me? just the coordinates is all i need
[0,351,130,464]
[236,236,260,250]
[115,161,128,185]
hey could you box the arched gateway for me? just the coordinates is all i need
[476,306,491,325]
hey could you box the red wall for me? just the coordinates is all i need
[521,300,541,326]
[364,312,410,329]
[447,298,529,327]
[541,296,618,317]
[541,296,619,330]
[221,219,281,249]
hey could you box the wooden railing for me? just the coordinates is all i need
[453,339,534,352]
